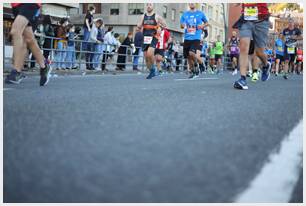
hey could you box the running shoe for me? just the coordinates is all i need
[146,67,156,79]
[40,60,52,86]
[261,62,271,81]
[251,72,259,82]
[283,73,288,80]
[5,69,25,84]
[234,78,248,90]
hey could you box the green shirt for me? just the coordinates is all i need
[215,41,224,55]
[209,47,215,57]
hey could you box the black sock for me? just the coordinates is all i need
[241,75,246,80]
[253,69,258,73]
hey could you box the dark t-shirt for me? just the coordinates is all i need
[83,13,93,29]
[282,27,302,45]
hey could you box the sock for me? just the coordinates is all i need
[253,69,258,73]
[241,75,246,80]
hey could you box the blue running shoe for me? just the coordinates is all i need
[146,66,156,79]
[234,78,248,90]
[261,62,271,81]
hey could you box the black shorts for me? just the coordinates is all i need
[284,46,297,63]
[183,40,200,58]
[154,49,165,57]
[248,40,255,55]
[275,54,284,63]
[230,54,239,60]
[142,36,158,52]
[215,54,223,61]
[12,4,40,28]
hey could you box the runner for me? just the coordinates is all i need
[155,27,171,74]
[233,3,272,90]
[282,18,302,79]
[137,3,166,79]
[228,31,240,75]
[295,44,303,75]
[180,3,208,79]
[5,3,51,86]
[208,43,216,74]
[200,38,209,73]
[274,33,285,76]
[214,35,224,74]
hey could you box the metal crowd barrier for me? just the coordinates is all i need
[4,34,235,72]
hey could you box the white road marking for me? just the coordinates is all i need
[3,88,14,91]
[174,77,219,81]
[235,120,303,203]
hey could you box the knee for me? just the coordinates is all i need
[10,27,23,39]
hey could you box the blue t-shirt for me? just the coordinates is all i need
[180,10,208,41]
[275,38,284,56]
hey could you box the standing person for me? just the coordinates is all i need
[82,6,95,51]
[116,32,135,71]
[65,25,78,70]
[90,19,105,70]
[101,26,114,72]
[154,27,171,74]
[228,31,240,75]
[5,3,51,86]
[132,28,144,71]
[233,3,272,90]
[282,18,302,79]
[274,33,285,76]
[180,3,208,79]
[137,3,167,79]
[42,15,55,60]
[54,18,68,70]
[214,35,224,74]
[88,18,104,70]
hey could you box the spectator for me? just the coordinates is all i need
[101,26,114,71]
[42,15,55,60]
[132,28,143,71]
[82,6,95,51]
[54,18,68,70]
[65,24,78,70]
[116,32,135,71]
[89,18,104,70]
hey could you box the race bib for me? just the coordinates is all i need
[187,26,196,35]
[244,7,258,21]
[287,47,295,54]
[277,46,283,52]
[144,36,153,45]
[297,55,303,61]
[230,46,239,53]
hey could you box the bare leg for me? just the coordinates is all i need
[239,37,251,76]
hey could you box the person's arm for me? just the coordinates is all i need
[90,27,98,42]
[292,29,303,40]
[137,15,144,30]
[197,13,209,30]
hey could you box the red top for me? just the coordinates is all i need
[156,29,170,50]
[297,49,303,61]
[242,3,269,20]
[11,3,42,8]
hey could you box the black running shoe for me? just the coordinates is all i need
[5,69,25,84]
[40,60,52,86]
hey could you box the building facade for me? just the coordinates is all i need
[70,3,187,41]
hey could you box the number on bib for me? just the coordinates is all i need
[244,7,258,21]
[287,47,295,54]
[144,36,153,45]
[187,27,196,35]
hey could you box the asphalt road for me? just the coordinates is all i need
[3,72,303,203]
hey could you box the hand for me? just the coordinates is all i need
[197,24,205,30]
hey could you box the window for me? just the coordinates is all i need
[128,3,144,15]
[110,4,119,15]
[171,9,176,21]
[208,6,213,19]
[163,6,167,18]
[216,10,219,21]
